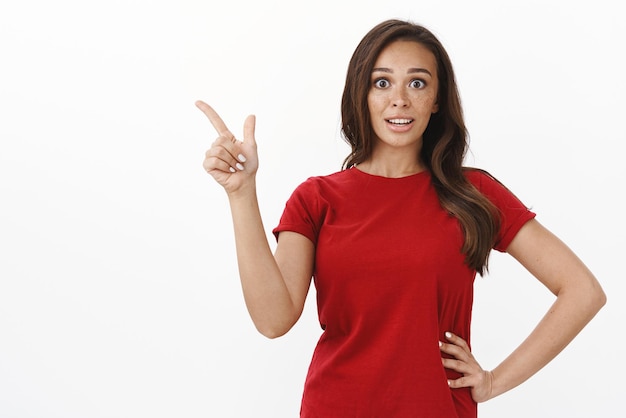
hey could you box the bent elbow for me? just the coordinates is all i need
[257,325,289,339]
[593,286,607,311]
[250,308,301,339]
[582,281,607,318]
[261,330,287,339]
[254,320,294,339]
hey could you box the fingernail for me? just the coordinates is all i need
[229,167,236,173]
[447,380,451,386]
[237,154,247,162]
[438,341,443,347]
[236,163,244,171]
[445,332,452,339]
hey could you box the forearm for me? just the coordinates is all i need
[196,102,300,337]
[489,283,605,398]
[227,183,298,338]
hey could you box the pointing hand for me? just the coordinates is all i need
[196,100,258,194]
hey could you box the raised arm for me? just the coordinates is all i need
[440,218,606,402]
[197,101,314,338]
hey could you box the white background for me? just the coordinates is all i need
[1,1,624,417]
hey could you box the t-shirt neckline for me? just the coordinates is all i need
[350,165,429,181]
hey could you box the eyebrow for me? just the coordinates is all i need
[372,67,433,76]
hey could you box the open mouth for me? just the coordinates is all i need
[386,118,414,125]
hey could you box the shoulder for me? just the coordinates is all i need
[463,167,512,196]
[463,166,531,209]
[292,169,356,193]
[275,170,350,242]
[463,167,498,187]
[463,167,536,250]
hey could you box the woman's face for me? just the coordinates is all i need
[367,40,439,154]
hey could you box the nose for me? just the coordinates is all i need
[391,87,409,107]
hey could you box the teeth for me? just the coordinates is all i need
[388,119,412,124]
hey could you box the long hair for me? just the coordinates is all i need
[340,19,500,274]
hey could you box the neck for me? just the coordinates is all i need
[356,158,425,178]
[357,146,425,178]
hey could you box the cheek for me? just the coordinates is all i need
[367,95,385,113]
[411,93,438,112]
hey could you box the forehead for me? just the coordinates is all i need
[374,40,437,72]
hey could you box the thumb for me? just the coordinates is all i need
[243,114,256,146]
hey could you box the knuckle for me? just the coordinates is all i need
[445,345,462,357]
[442,358,460,371]
[209,146,233,161]
[213,135,231,146]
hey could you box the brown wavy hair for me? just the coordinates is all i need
[341,19,500,274]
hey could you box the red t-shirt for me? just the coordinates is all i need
[273,167,535,417]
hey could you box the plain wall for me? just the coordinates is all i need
[1,0,623,417]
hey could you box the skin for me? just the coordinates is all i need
[361,40,439,177]
[197,101,314,339]
[197,39,606,404]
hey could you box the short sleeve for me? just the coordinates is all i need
[272,178,323,245]
[466,170,536,252]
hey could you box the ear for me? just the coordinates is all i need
[431,101,439,114]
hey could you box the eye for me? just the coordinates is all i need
[410,79,426,88]
[373,78,390,88]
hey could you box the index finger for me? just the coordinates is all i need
[195,100,234,139]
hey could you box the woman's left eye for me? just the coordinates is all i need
[410,79,426,88]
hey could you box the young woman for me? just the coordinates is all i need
[197,19,606,418]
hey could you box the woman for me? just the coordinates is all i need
[197,19,606,418]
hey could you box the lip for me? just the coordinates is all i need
[385,117,415,132]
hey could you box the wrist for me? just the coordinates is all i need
[226,179,258,202]
[488,368,507,399]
